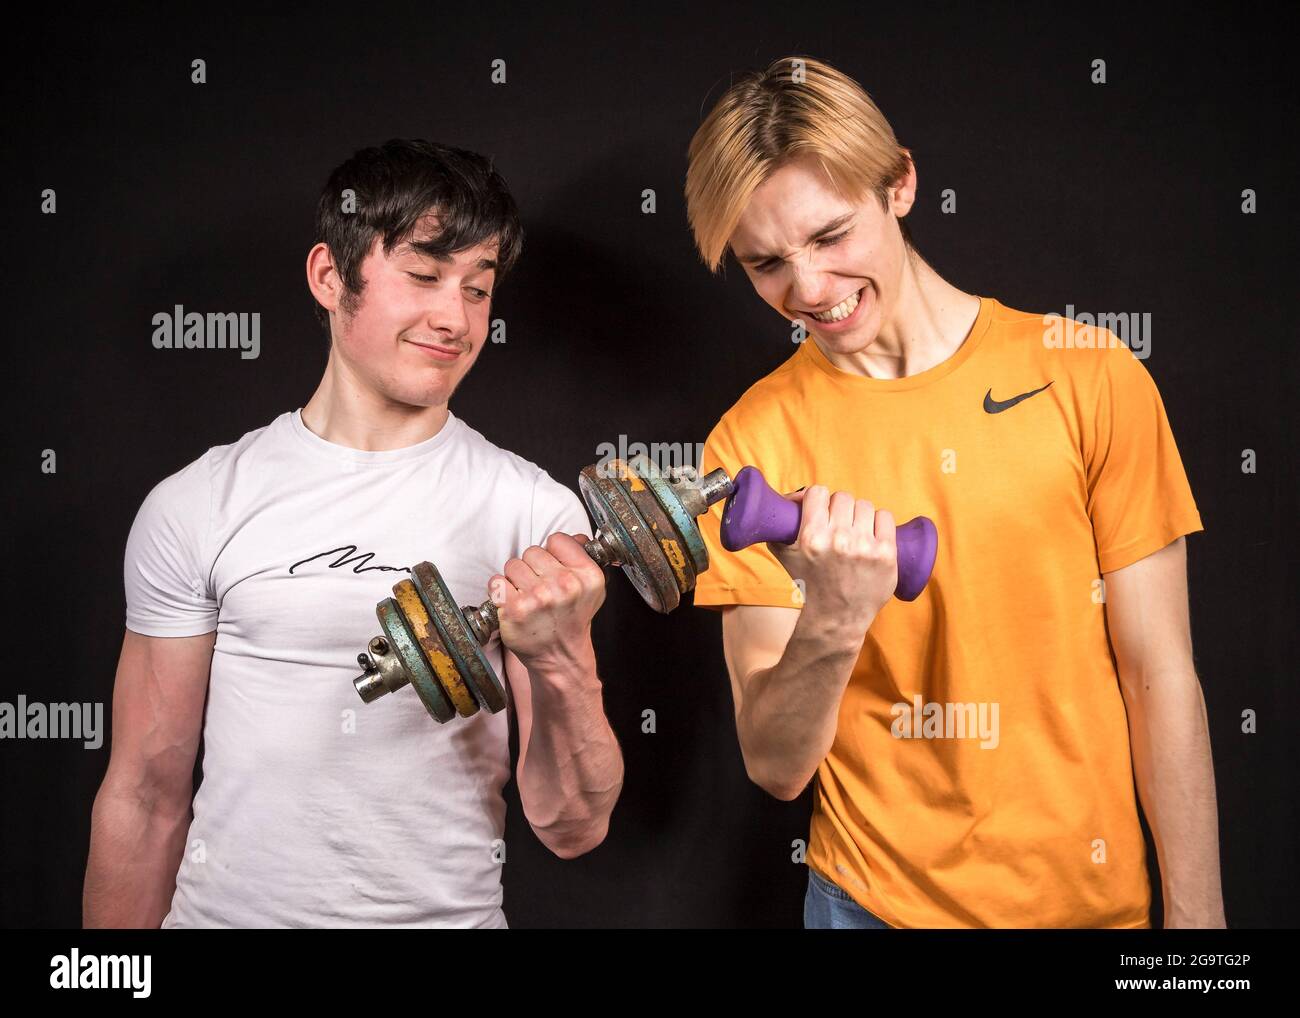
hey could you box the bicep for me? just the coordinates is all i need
[106,628,214,801]
[720,604,801,719]
[1102,536,1195,692]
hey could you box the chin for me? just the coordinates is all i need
[384,384,453,409]
[820,326,876,354]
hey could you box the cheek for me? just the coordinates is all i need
[338,299,399,364]
[842,236,876,270]
[750,274,784,310]
[368,277,414,320]
[459,342,487,376]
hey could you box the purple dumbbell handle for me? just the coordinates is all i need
[719,465,938,602]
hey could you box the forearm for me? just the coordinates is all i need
[1123,668,1226,927]
[83,782,190,928]
[516,641,623,858]
[738,606,869,799]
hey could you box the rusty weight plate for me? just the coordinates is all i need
[411,561,508,715]
[392,579,479,718]
[376,597,455,724]
[625,454,708,580]
[578,461,679,613]
[608,457,695,595]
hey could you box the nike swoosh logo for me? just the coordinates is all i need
[983,380,1054,413]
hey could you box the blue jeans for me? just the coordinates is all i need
[803,868,893,929]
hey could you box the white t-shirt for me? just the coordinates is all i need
[123,408,589,928]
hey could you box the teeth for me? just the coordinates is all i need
[810,289,861,322]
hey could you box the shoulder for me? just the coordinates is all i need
[991,298,1153,393]
[133,414,284,530]
[208,413,287,473]
[134,449,213,530]
[451,415,558,492]
[452,415,587,537]
[707,347,805,450]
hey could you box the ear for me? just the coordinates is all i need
[305,242,342,316]
[889,149,918,218]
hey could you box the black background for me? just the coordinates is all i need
[3,3,1296,928]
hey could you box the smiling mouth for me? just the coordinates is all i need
[799,287,865,324]
[407,339,463,357]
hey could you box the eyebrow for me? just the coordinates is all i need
[733,213,855,266]
[395,242,497,272]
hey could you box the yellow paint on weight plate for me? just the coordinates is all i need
[659,539,689,589]
[393,580,479,717]
[612,458,646,491]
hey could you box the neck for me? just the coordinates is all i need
[817,258,981,380]
[300,347,450,451]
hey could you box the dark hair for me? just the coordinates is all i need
[311,139,524,332]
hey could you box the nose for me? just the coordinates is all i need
[424,289,472,343]
[786,262,833,313]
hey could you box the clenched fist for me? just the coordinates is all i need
[488,533,606,667]
[767,484,897,633]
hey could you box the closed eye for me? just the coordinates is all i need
[407,273,491,301]
[754,230,851,273]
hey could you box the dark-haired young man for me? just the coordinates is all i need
[84,140,623,928]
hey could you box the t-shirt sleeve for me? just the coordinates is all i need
[1083,342,1204,574]
[692,414,804,611]
[123,453,219,636]
[529,469,591,548]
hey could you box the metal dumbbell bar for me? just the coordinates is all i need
[352,457,939,723]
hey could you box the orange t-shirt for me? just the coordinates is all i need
[693,295,1204,928]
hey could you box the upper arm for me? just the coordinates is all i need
[105,628,214,805]
[1080,340,1203,575]
[114,455,218,802]
[1074,340,1202,693]
[1102,536,1196,694]
[720,604,801,721]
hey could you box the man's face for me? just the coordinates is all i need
[729,154,913,355]
[331,220,498,408]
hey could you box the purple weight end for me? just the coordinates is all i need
[721,464,938,602]
[720,466,800,551]
[894,516,938,602]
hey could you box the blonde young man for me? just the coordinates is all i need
[685,57,1224,929]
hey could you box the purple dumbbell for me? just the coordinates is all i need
[719,466,938,602]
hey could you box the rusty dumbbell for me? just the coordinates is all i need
[352,456,939,723]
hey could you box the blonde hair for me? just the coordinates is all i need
[685,55,914,274]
